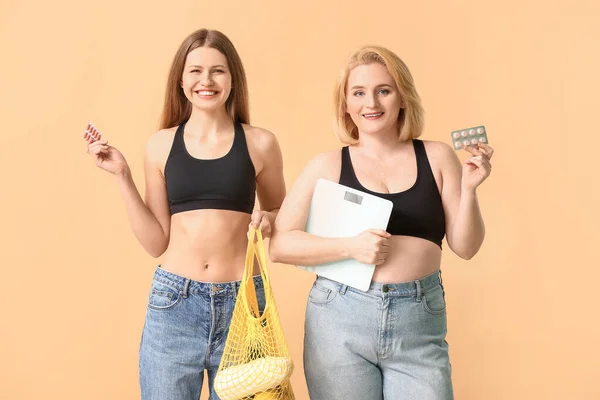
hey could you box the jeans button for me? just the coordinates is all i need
[383,285,389,293]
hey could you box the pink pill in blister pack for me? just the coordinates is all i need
[451,125,488,150]
[83,122,103,142]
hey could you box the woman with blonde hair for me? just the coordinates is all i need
[84,29,286,399]
[270,46,494,399]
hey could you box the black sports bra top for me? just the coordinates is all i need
[339,140,446,248]
[164,120,256,215]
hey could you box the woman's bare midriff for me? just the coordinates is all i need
[160,209,260,282]
[371,235,443,283]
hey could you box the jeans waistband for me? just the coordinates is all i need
[316,269,443,297]
[153,265,263,296]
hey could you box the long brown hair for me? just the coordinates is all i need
[160,29,250,130]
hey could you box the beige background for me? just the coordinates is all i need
[1,0,599,399]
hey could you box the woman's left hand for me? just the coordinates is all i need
[462,143,494,192]
[249,210,273,238]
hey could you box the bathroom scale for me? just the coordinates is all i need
[297,178,393,291]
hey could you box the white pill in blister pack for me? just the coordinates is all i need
[451,125,488,150]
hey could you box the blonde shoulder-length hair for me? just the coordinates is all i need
[333,46,424,144]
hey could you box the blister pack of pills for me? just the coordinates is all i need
[451,125,488,150]
[83,122,102,142]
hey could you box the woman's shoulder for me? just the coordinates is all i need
[147,126,177,144]
[420,139,457,161]
[145,127,178,162]
[299,149,343,183]
[419,139,461,173]
[241,123,279,151]
[308,149,342,167]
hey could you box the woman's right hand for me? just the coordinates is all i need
[84,123,128,175]
[346,229,391,265]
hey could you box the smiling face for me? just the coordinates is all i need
[345,62,404,138]
[180,46,232,112]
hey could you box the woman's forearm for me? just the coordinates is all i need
[270,230,350,266]
[449,189,485,260]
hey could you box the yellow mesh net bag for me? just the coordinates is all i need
[214,227,295,400]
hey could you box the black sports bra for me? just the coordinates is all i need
[339,140,446,248]
[164,120,256,215]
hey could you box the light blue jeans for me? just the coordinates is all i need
[304,270,453,400]
[139,266,265,400]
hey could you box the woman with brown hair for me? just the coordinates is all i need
[270,46,494,399]
[84,29,285,399]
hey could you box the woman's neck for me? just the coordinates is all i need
[185,108,234,137]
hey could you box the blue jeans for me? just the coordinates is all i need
[139,266,265,400]
[304,270,453,400]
